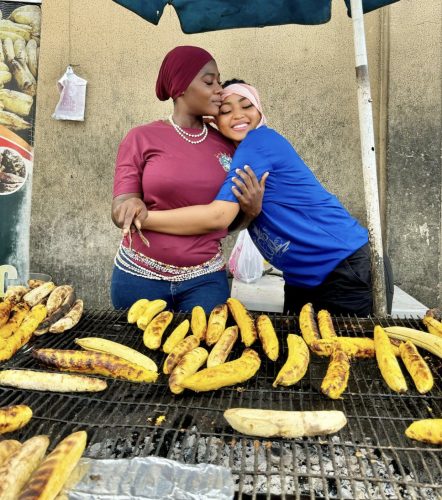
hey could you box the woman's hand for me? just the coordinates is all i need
[112,194,149,236]
[232,165,269,219]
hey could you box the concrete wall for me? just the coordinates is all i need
[29,0,441,310]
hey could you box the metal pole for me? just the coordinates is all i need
[349,0,387,316]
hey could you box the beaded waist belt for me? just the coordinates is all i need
[114,243,226,282]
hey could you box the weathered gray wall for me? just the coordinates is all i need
[29,0,441,309]
[387,1,442,308]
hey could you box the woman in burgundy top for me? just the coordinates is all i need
[111,46,261,312]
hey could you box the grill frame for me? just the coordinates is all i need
[1,309,441,499]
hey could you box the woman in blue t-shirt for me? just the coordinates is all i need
[134,80,393,316]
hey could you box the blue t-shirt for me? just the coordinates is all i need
[215,126,369,287]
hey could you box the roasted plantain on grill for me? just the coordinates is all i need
[143,310,173,350]
[0,298,12,327]
[374,325,407,393]
[22,281,55,307]
[256,314,279,361]
[310,337,375,358]
[273,334,309,387]
[317,309,337,339]
[227,297,257,346]
[0,302,29,339]
[137,299,167,330]
[181,348,261,392]
[320,345,350,399]
[0,404,32,434]
[163,319,190,354]
[422,309,442,339]
[33,348,158,383]
[399,341,433,394]
[0,439,21,467]
[49,299,84,334]
[34,288,76,335]
[299,303,321,346]
[207,325,238,367]
[127,298,150,324]
[191,305,207,341]
[163,335,200,374]
[405,419,442,445]
[205,303,228,345]
[19,430,87,500]
[169,347,208,394]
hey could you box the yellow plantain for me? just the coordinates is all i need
[0,369,108,392]
[321,345,350,399]
[127,298,150,323]
[384,326,442,358]
[405,419,442,445]
[317,309,337,338]
[0,435,49,500]
[399,341,433,394]
[182,348,261,392]
[163,319,189,354]
[273,334,309,387]
[227,297,257,346]
[207,326,238,367]
[0,299,12,327]
[33,348,158,383]
[0,404,32,434]
[143,310,173,350]
[422,314,442,339]
[23,281,55,307]
[0,440,21,466]
[0,302,29,338]
[163,335,200,374]
[205,304,228,345]
[49,299,84,333]
[4,285,28,303]
[191,305,207,341]
[310,337,375,358]
[75,336,158,372]
[169,347,208,394]
[137,299,167,330]
[256,314,279,361]
[19,430,87,500]
[0,304,47,362]
[374,325,407,393]
[299,303,321,346]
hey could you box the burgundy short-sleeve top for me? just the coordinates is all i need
[113,121,235,267]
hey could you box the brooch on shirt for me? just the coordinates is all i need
[216,152,232,172]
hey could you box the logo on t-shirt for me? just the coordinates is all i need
[216,152,232,172]
[250,225,290,260]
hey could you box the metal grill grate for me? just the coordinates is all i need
[1,310,441,499]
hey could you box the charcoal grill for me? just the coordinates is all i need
[1,310,441,499]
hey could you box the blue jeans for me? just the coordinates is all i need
[111,266,230,313]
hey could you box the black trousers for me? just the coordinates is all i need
[283,243,394,317]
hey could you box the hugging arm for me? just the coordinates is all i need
[112,193,149,236]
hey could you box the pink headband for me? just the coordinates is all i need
[220,83,267,127]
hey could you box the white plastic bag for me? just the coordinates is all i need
[52,66,87,121]
[229,230,264,284]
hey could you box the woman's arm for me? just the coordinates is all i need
[137,200,240,235]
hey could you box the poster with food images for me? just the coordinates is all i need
[0,1,40,283]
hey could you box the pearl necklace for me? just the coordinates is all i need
[168,114,208,144]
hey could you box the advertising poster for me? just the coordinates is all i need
[0,1,41,292]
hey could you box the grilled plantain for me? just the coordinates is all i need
[127,298,150,324]
[35,290,76,335]
[273,334,309,387]
[143,310,173,350]
[19,430,87,500]
[0,299,12,327]
[169,347,208,394]
[4,285,28,304]
[256,314,279,361]
[422,312,442,339]
[320,345,350,399]
[0,440,21,466]
[0,369,108,392]
[0,404,32,434]
[0,302,29,339]
[33,348,158,383]
[75,337,158,372]
[317,309,337,338]
[162,319,189,354]
[399,341,434,394]
[45,285,74,316]
[182,348,261,392]
[405,419,442,445]
[299,303,321,346]
[163,335,200,375]
[205,304,228,345]
[310,337,375,358]
[190,305,207,341]
[207,326,238,367]
[49,299,84,334]
[23,281,55,307]
[0,435,49,500]
[227,298,257,347]
[374,325,407,393]
[137,299,167,330]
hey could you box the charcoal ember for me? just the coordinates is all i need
[0,149,26,177]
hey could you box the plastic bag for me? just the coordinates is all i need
[52,66,87,121]
[229,230,264,284]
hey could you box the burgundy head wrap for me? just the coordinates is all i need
[155,46,214,101]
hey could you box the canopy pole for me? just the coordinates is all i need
[350,0,387,316]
